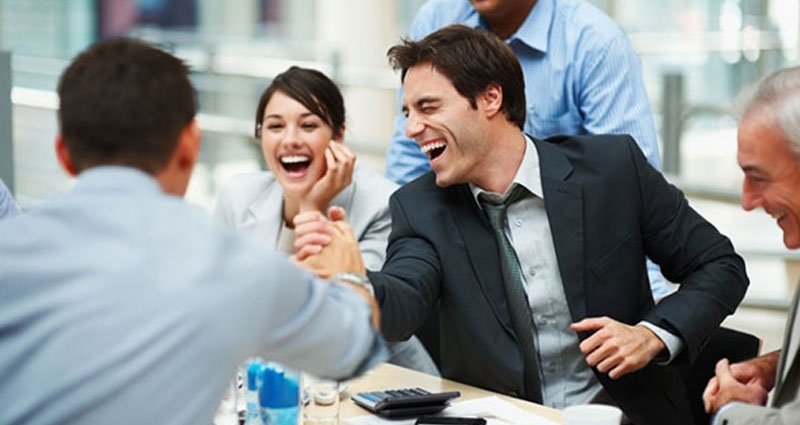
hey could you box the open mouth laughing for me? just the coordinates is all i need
[420,141,446,161]
[280,155,311,173]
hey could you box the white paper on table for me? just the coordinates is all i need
[345,396,560,425]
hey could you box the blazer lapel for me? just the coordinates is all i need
[450,185,516,336]
[534,139,587,322]
[775,285,800,403]
[243,181,284,251]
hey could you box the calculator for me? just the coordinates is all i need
[350,387,461,418]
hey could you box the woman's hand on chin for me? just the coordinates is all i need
[299,142,355,214]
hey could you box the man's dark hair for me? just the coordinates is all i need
[255,66,345,138]
[57,38,197,174]
[387,24,526,129]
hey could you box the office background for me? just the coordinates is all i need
[0,0,797,354]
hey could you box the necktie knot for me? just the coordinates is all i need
[479,185,528,222]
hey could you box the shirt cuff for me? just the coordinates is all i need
[638,321,684,364]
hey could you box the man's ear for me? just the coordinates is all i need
[55,135,78,177]
[175,119,201,171]
[480,83,504,119]
[155,119,201,196]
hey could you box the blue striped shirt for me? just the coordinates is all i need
[385,0,661,184]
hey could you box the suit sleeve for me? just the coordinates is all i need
[628,138,749,361]
[368,194,442,341]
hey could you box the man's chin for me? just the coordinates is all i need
[781,222,800,249]
[783,234,800,250]
[433,172,459,188]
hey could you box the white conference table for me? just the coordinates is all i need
[340,363,564,424]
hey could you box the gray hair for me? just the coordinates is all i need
[735,66,800,155]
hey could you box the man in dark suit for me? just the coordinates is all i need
[702,66,800,425]
[294,25,748,425]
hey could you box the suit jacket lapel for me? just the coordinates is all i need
[775,285,800,403]
[450,185,516,336]
[534,138,586,322]
[243,181,284,250]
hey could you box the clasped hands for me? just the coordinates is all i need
[291,206,381,330]
[702,351,778,413]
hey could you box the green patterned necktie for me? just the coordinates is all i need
[479,186,543,403]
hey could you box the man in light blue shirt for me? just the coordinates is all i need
[0,39,386,425]
[0,178,19,217]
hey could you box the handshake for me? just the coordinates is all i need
[291,206,380,329]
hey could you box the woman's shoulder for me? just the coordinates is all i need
[220,172,276,193]
[351,165,399,199]
[216,171,279,207]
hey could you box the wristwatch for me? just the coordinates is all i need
[331,272,375,297]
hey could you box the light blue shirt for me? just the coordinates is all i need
[469,136,681,408]
[386,0,661,184]
[0,178,19,218]
[0,167,387,425]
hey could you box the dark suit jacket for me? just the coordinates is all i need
[369,135,749,425]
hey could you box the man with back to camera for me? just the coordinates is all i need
[0,38,386,425]
[293,25,749,425]
[701,67,800,425]
[389,0,674,311]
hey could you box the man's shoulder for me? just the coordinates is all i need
[411,0,475,37]
[552,0,627,45]
[393,172,463,205]
[541,133,637,149]
[537,133,642,167]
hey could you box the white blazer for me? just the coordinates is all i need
[214,164,396,271]
[214,164,440,376]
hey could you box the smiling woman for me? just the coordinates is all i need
[212,66,440,376]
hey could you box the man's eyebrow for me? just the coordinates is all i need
[415,96,440,107]
[741,165,768,176]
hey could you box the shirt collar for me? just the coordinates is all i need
[470,134,543,203]
[465,0,553,53]
[75,165,164,196]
